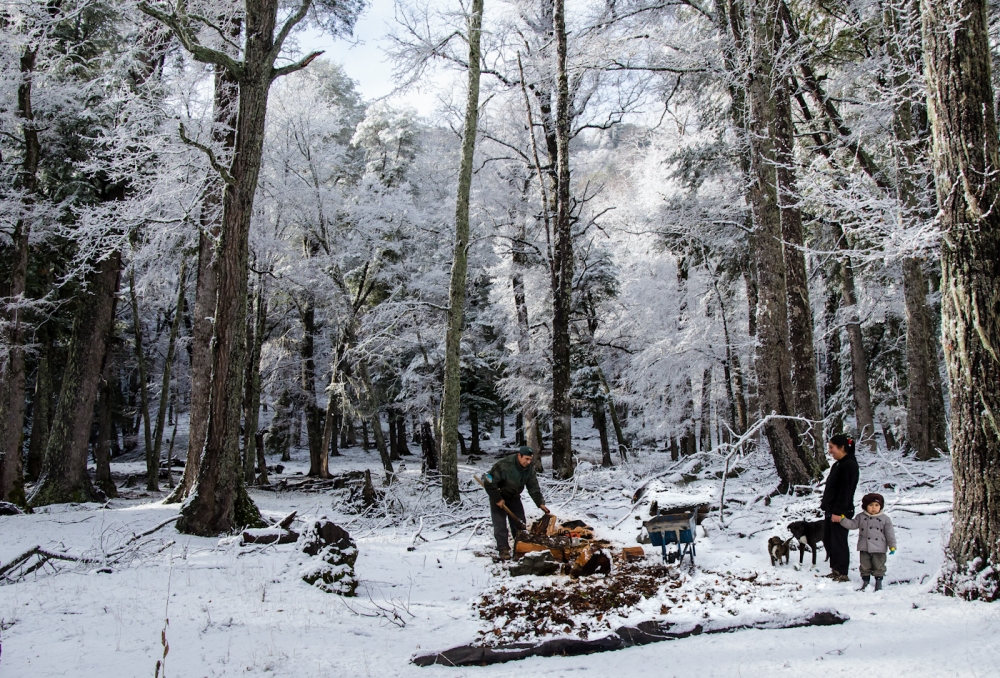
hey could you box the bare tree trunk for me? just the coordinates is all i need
[95,355,119,499]
[30,252,121,506]
[396,414,411,455]
[595,369,628,461]
[300,297,326,477]
[775,74,826,476]
[700,366,713,452]
[440,0,484,503]
[129,268,156,491]
[593,401,612,467]
[26,335,52,482]
[389,407,401,461]
[421,421,437,472]
[151,262,187,480]
[0,45,41,506]
[360,361,394,483]
[150,0,323,535]
[243,274,266,483]
[551,0,574,479]
[833,223,878,454]
[922,0,1000,599]
[746,0,811,489]
[165,58,236,504]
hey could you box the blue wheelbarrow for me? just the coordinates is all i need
[644,511,698,566]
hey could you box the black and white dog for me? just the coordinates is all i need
[787,520,826,566]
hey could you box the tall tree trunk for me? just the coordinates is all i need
[129,268,156,491]
[775,74,826,476]
[95,357,119,499]
[746,0,811,489]
[922,0,1000,599]
[593,401,612,467]
[158,0,321,535]
[883,0,948,460]
[26,334,52,482]
[596,369,628,460]
[440,0,484,503]
[396,414,411,455]
[511,213,542,460]
[30,253,121,506]
[700,366,713,452]
[243,274,266,483]
[389,407,401,461]
[421,421,437,472]
[551,0,574,479]
[0,45,41,506]
[832,223,878,453]
[360,361,394,483]
[469,408,481,456]
[300,297,326,477]
[822,266,845,435]
[151,262,187,480]
[166,59,236,504]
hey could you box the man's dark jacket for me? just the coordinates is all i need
[483,454,545,507]
[821,452,860,517]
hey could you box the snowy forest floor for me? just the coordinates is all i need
[2,418,998,677]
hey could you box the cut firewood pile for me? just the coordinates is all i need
[510,514,644,577]
[464,566,844,652]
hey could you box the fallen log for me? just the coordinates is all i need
[411,610,849,667]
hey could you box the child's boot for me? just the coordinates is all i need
[859,576,870,591]
[874,577,883,592]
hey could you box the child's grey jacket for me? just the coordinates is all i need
[840,510,896,553]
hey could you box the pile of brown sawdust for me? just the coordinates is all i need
[476,563,676,643]
[475,566,804,645]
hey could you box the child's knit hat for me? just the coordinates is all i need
[861,493,885,511]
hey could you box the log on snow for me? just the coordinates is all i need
[411,610,849,667]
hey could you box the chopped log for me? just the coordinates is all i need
[411,609,849,666]
[530,513,558,536]
[278,511,297,529]
[619,546,645,562]
[513,540,562,561]
[241,528,299,545]
[509,551,560,576]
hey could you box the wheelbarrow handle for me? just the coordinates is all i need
[473,475,527,529]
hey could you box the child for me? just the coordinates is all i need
[832,492,896,591]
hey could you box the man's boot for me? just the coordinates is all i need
[859,576,870,591]
[874,577,883,592]
[499,548,511,561]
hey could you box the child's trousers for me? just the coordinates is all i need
[859,551,887,577]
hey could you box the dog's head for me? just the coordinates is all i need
[787,521,807,539]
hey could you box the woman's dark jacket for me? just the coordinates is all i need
[821,453,859,518]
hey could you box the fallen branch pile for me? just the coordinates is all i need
[0,515,179,584]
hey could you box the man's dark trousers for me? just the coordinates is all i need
[824,512,851,574]
[491,495,525,551]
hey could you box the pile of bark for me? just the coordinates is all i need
[511,515,644,577]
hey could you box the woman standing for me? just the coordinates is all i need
[820,434,859,581]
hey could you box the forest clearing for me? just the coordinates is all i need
[3,418,998,676]
[2,0,1000,674]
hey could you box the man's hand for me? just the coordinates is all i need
[540,505,550,514]
[831,514,843,523]
[496,499,506,510]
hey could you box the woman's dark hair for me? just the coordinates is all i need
[829,433,856,455]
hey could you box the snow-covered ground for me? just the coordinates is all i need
[2,418,998,677]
